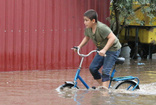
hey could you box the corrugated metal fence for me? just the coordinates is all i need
[0,0,110,71]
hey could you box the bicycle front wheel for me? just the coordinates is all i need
[112,80,140,90]
[59,84,79,91]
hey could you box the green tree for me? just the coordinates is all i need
[110,0,156,36]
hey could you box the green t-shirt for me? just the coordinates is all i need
[84,21,121,51]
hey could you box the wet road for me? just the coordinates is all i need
[0,57,156,105]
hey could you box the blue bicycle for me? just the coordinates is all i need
[58,47,140,91]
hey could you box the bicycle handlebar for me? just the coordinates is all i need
[72,47,99,57]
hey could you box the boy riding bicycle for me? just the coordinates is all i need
[74,9,121,89]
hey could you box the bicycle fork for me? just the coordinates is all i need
[73,57,90,89]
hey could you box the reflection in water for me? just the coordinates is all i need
[56,88,111,105]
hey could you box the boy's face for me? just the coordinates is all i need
[84,16,95,28]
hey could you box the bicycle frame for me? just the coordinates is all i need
[71,47,98,89]
[73,57,90,89]
[73,56,140,91]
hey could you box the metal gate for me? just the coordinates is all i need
[0,0,110,71]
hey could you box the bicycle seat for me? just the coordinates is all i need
[115,57,125,65]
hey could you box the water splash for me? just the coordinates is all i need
[110,82,156,96]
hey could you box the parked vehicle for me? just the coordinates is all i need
[119,3,156,59]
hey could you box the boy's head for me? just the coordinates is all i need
[84,9,98,23]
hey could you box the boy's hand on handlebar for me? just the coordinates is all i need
[72,46,80,52]
[99,50,106,57]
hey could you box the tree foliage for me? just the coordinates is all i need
[110,0,156,36]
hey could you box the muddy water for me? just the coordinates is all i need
[56,58,156,105]
[0,58,156,105]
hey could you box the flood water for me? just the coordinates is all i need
[0,57,156,105]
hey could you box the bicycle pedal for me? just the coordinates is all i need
[91,86,96,89]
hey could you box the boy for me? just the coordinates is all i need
[75,9,121,89]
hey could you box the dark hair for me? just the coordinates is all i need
[84,9,98,22]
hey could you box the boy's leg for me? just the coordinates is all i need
[102,49,121,88]
[89,53,104,85]
[102,81,110,89]
[96,79,102,85]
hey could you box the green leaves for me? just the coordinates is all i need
[110,0,156,34]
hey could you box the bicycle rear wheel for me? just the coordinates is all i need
[112,80,140,90]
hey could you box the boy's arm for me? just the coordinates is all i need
[99,32,116,56]
[78,36,90,48]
